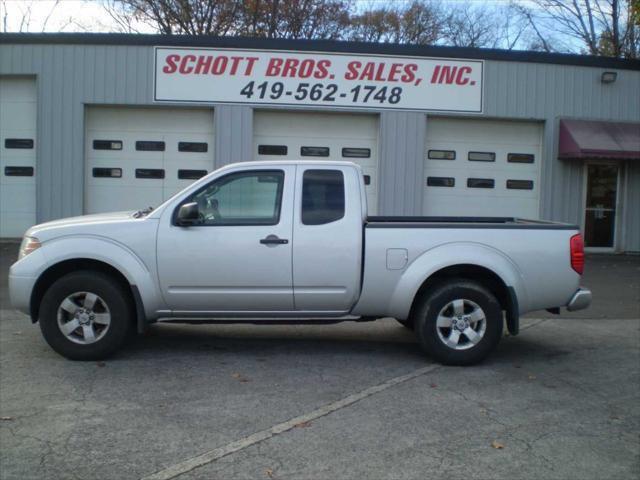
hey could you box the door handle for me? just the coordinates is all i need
[260,235,289,245]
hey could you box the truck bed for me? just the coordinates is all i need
[366,216,578,230]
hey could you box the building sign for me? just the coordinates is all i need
[154,47,483,113]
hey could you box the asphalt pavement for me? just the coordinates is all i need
[1,241,638,480]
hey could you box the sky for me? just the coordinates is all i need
[1,0,527,34]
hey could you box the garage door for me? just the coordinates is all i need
[424,118,542,218]
[85,107,214,214]
[254,111,379,213]
[0,77,37,237]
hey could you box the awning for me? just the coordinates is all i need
[558,119,640,160]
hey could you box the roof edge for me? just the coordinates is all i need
[2,33,639,71]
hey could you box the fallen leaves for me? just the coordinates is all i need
[527,374,537,380]
[231,373,250,383]
[265,468,274,478]
[294,421,312,428]
[491,440,505,449]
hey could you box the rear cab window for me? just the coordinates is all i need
[301,170,345,225]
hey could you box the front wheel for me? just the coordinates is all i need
[39,271,134,360]
[413,280,503,366]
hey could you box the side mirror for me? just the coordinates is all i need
[176,202,200,226]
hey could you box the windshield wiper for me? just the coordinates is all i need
[133,206,154,218]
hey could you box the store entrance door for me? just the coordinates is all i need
[584,163,619,250]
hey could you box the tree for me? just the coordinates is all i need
[109,0,352,39]
[514,0,639,58]
[348,1,442,44]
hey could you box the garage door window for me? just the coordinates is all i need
[178,142,208,153]
[467,178,495,188]
[258,145,287,155]
[93,140,123,150]
[506,180,534,190]
[468,151,495,162]
[5,138,34,149]
[427,177,455,187]
[301,146,330,157]
[508,153,535,163]
[342,148,370,158]
[182,170,284,226]
[136,141,165,151]
[302,169,345,225]
[428,150,455,160]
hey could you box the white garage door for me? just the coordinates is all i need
[0,77,37,237]
[85,107,214,214]
[254,111,379,213]
[424,118,542,218]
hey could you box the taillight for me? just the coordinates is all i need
[570,234,585,275]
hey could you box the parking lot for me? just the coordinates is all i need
[1,241,638,480]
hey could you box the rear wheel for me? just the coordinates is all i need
[413,280,503,366]
[39,271,134,360]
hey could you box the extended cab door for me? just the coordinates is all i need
[156,166,295,313]
[292,165,364,312]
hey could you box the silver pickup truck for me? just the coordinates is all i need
[9,161,591,365]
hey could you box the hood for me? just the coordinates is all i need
[26,211,140,240]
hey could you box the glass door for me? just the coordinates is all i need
[584,164,619,249]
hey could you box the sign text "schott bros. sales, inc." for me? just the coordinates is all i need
[154,47,483,113]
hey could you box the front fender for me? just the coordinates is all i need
[387,242,529,320]
[35,235,165,318]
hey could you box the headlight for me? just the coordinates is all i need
[19,236,41,260]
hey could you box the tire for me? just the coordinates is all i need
[396,318,414,331]
[413,280,503,366]
[39,270,134,360]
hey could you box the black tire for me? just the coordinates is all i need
[413,280,503,366]
[396,318,414,331]
[39,270,134,360]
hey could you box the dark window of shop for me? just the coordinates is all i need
[5,166,34,176]
[467,178,495,188]
[258,145,287,155]
[178,169,208,180]
[5,138,34,149]
[468,151,495,162]
[508,153,535,163]
[427,177,455,187]
[301,146,330,157]
[93,140,123,150]
[136,169,165,179]
[136,141,165,151]
[506,180,534,190]
[93,168,122,178]
[302,170,345,225]
[428,150,456,160]
[342,148,371,158]
[178,142,208,153]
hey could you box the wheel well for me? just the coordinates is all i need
[30,259,133,323]
[408,264,513,321]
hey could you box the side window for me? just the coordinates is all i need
[183,170,284,226]
[301,170,345,226]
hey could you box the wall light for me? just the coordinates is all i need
[601,71,617,84]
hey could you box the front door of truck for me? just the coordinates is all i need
[156,166,295,313]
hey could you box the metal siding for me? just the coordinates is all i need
[623,161,640,252]
[482,60,640,248]
[0,43,639,249]
[379,111,425,215]
[214,105,253,168]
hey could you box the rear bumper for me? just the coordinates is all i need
[566,287,592,312]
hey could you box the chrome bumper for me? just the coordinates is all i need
[566,287,592,312]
